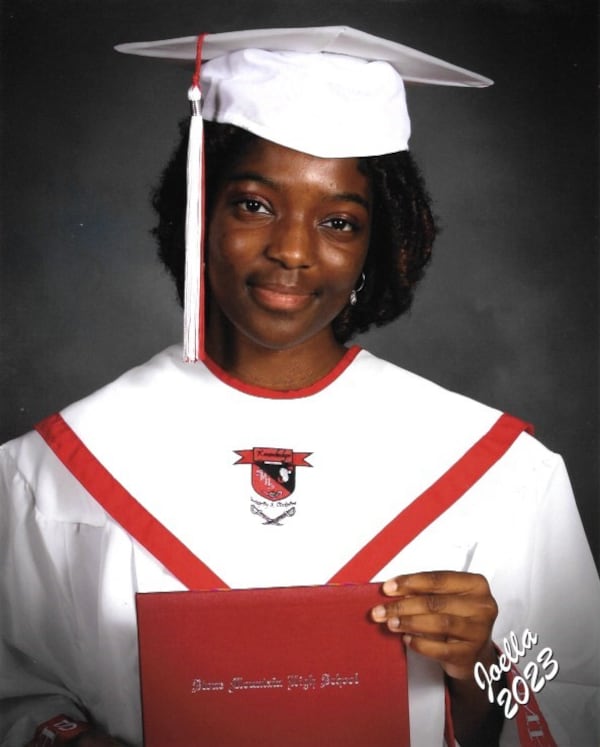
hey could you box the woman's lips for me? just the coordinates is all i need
[249,283,314,312]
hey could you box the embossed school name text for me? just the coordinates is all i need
[191,672,360,695]
[474,629,559,719]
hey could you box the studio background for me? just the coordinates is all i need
[1,0,598,562]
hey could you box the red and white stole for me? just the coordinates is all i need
[35,411,556,747]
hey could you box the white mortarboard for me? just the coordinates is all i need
[115,26,492,361]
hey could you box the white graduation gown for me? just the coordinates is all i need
[1,346,598,746]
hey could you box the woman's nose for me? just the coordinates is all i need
[264,216,315,269]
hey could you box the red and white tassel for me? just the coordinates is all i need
[183,34,207,362]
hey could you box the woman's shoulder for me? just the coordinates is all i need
[351,347,502,422]
[351,346,558,466]
[0,346,186,518]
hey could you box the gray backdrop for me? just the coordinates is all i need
[1,0,598,563]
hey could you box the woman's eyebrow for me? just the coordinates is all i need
[226,171,277,189]
[332,192,370,210]
[226,171,370,210]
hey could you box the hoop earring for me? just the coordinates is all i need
[349,272,366,306]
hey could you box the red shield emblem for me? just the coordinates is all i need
[234,447,312,501]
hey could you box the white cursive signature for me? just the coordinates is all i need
[474,629,559,719]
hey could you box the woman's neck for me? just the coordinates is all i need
[205,317,348,391]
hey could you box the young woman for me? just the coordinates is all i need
[2,26,598,747]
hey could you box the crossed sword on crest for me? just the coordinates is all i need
[251,504,296,526]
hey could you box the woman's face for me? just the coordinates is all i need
[206,137,371,355]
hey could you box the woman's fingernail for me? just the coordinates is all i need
[383,579,398,594]
[372,605,386,620]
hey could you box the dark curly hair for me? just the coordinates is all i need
[152,120,437,343]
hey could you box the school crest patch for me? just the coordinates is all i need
[234,447,312,525]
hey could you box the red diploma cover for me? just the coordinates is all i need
[136,583,410,746]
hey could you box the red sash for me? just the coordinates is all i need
[35,411,556,746]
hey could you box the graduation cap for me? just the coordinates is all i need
[116,26,492,361]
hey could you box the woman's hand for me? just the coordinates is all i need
[371,570,498,679]
[371,571,504,746]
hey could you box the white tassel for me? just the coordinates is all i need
[183,84,204,361]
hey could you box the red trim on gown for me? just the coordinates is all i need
[35,408,556,746]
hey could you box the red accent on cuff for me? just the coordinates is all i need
[33,714,91,746]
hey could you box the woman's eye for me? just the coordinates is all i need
[322,217,356,232]
[236,198,269,214]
